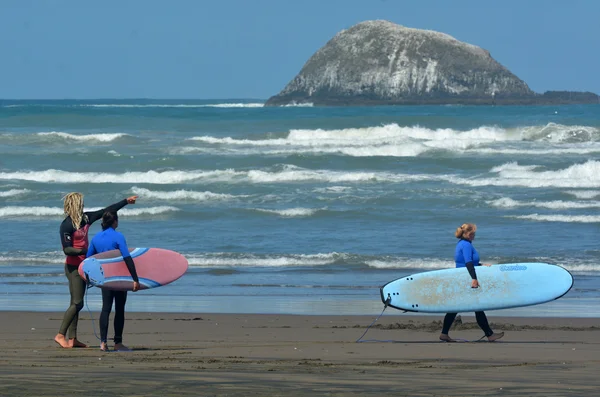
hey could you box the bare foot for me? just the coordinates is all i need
[69,338,88,348]
[54,334,71,348]
[487,332,505,342]
[100,342,109,352]
[439,333,455,342]
[114,343,132,352]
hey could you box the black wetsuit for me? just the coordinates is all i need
[57,199,129,339]
[87,226,139,345]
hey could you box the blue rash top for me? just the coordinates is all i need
[455,239,480,268]
[87,226,139,282]
[87,227,131,258]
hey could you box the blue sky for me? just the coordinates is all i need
[1,0,598,99]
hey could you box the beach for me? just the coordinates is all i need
[1,102,600,395]
[1,311,599,396]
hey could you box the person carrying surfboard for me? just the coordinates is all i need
[54,193,137,349]
[87,211,140,352]
[439,223,505,343]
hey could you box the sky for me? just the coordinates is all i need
[1,0,598,99]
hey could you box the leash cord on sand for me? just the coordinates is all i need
[355,303,389,343]
[355,301,487,343]
[85,284,102,341]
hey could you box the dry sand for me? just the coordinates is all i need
[1,311,599,396]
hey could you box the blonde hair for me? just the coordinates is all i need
[63,192,87,230]
[455,223,477,240]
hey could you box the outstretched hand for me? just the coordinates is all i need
[127,195,138,204]
[482,263,492,267]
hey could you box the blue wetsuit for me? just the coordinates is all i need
[87,227,138,345]
[455,239,480,280]
[441,238,493,337]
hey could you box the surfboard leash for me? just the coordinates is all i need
[355,296,391,343]
[356,296,488,343]
[84,283,102,342]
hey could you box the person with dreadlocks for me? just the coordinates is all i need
[54,192,138,349]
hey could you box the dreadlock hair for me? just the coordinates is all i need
[63,192,87,230]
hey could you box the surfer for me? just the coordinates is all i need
[439,223,505,343]
[87,211,140,352]
[54,193,137,349]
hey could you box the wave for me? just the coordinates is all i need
[0,189,29,198]
[0,252,64,265]
[0,166,417,185]
[366,259,453,270]
[185,252,346,267]
[36,131,127,142]
[450,160,600,189]
[252,207,323,218]
[518,123,600,143]
[509,214,600,223]
[0,169,235,184]
[131,187,243,201]
[182,122,600,158]
[489,197,600,209]
[0,206,179,218]
[2,161,598,189]
[0,251,599,274]
[564,190,600,199]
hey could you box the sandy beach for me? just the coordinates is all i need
[0,311,598,396]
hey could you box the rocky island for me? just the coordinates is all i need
[265,20,599,106]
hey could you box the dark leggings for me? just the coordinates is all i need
[442,312,494,337]
[58,264,86,339]
[100,289,128,344]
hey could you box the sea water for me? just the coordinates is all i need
[1,100,599,317]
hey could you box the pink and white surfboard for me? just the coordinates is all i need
[78,248,188,291]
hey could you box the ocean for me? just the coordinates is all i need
[1,99,599,318]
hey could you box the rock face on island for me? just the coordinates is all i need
[265,20,598,106]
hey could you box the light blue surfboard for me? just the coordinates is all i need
[380,263,573,313]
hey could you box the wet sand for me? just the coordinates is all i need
[1,311,599,396]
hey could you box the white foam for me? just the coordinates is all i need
[186,252,343,267]
[0,169,240,184]
[366,259,455,269]
[474,146,600,156]
[131,187,241,201]
[0,189,29,197]
[489,197,600,209]
[0,252,64,264]
[37,131,127,142]
[253,207,321,217]
[519,123,600,143]
[0,206,179,218]
[313,186,354,193]
[449,160,600,189]
[183,122,599,158]
[509,214,600,223]
[564,190,600,199]
[0,166,441,185]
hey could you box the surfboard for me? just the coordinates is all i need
[78,248,188,291]
[380,263,573,313]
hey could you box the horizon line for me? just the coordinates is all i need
[0,97,268,101]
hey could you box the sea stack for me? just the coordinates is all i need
[265,20,598,106]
